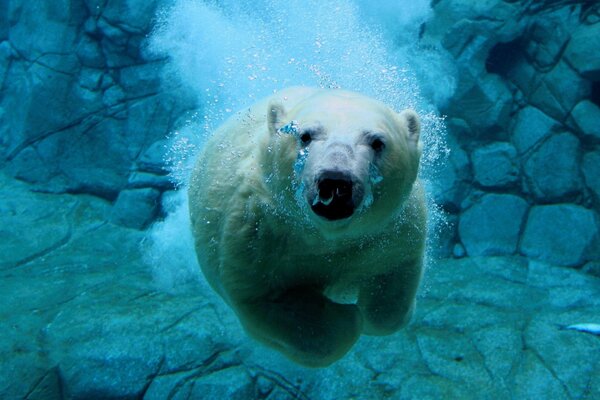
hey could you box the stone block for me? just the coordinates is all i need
[564,22,600,80]
[582,150,600,201]
[127,172,174,191]
[448,72,512,135]
[459,193,529,256]
[570,100,600,142]
[522,132,582,202]
[582,261,600,278]
[76,34,106,68]
[520,204,600,267]
[110,188,160,230]
[529,60,591,121]
[137,140,169,174]
[525,7,579,72]
[472,142,519,188]
[510,106,558,155]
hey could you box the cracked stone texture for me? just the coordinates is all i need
[0,0,195,202]
[422,0,600,261]
[1,172,599,400]
[471,142,519,189]
[459,193,529,256]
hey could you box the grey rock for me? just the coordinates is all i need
[520,204,600,267]
[1,0,195,206]
[459,194,529,256]
[525,310,600,399]
[78,67,104,91]
[76,34,105,68]
[119,62,163,98]
[127,171,174,191]
[583,150,600,201]
[187,367,254,400]
[426,0,525,68]
[529,60,591,121]
[0,41,13,85]
[102,0,160,34]
[3,62,193,199]
[453,242,466,258]
[103,84,126,107]
[582,261,600,278]
[416,330,494,391]
[5,147,57,184]
[471,326,522,387]
[513,352,570,399]
[110,188,161,229]
[0,174,76,270]
[522,132,582,201]
[471,142,519,188]
[510,106,558,155]
[8,1,83,57]
[137,140,169,174]
[570,100,600,142]
[0,9,7,40]
[447,72,512,135]
[524,8,575,72]
[564,22,600,80]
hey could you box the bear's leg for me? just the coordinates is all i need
[358,261,422,336]
[235,286,362,367]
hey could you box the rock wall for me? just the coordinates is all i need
[423,0,600,271]
[0,0,598,270]
[0,0,195,229]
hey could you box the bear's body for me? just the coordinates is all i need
[189,87,426,367]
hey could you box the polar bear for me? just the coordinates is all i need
[188,87,426,367]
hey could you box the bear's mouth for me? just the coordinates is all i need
[310,173,361,221]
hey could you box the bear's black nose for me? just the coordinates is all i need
[311,172,356,220]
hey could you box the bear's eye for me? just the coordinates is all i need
[299,131,312,145]
[370,137,385,153]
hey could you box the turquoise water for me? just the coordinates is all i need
[1,0,599,399]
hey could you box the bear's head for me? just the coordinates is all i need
[266,89,421,236]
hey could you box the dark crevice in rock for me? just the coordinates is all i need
[590,80,600,108]
[414,335,444,380]
[523,0,595,16]
[138,356,166,399]
[7,88,160,170]
[127,289,161,303]
[582,356,599,398]
[42,281,108,312]
[24,367,65,400]
[160,306,207,333]
[162,349,240,399]
[529,346,572,398]
[5,225,73,271]
[7,111,104,162]
[248,367,312,400]
[486,38,525,78]
[468,336,495,384]
[29,55,79,77]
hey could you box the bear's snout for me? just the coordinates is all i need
[310,171,363,221]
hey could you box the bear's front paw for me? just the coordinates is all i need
[238,287,363,367]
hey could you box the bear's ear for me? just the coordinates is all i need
[399,109,421,146]
[268,100,287,136]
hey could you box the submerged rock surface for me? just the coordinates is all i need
[422,0,600,266]
[1,173,599,400]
